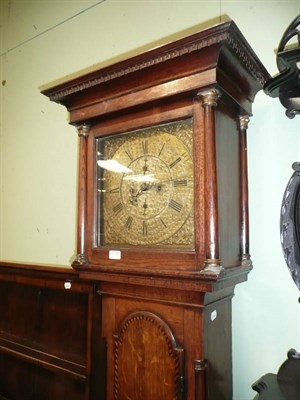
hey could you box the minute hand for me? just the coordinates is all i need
[130,178,189,204]
[143,178,190,189]
[157,178,190,187]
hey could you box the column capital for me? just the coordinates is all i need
[197,88,220,107]
[73,253,89,266]
[239,115,250,131]
[77,124,90,137]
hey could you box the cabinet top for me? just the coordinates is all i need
[42,20,270,118]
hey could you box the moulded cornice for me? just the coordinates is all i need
[42,21,269,104]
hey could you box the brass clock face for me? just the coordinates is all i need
[96,119,194,249]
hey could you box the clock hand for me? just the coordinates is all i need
[139,178,190,190]
[129,175,190,206]
[136,182,150,196]
[159,178,190,185]
[129,177,190,205]
[129,183,149,205]
[128,181,159,206]
[143,158,149,174]
[142,198,148,215]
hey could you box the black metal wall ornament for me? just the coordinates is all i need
[264,15,300,118]
[280,162,300,290]
[252,348,300,398]
[263,16,300,291]
[252,20,300,399]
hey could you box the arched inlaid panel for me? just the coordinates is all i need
[113,311,184,400]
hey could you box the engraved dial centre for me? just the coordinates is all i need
[121,155,172,220]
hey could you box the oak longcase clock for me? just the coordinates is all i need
[42,20,269,400]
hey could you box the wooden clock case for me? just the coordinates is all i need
[42,21,269,400]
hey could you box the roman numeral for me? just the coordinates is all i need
[160,218,167,228]
[110,187,120,194]
[173,179,188,187]
[113,202,123,215]
[124,216,133,230]
[143,221,148,236]
[181,152,189,161]
[168,199,183,213]
[158,142,165,156]
[169,157,181,169]
[124,149,133,161]
[142,140,148,155]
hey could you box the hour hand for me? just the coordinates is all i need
[128,182,159,205]
[128,184,149,205]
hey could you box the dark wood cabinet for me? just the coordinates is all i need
[0,263,104,400]
[1,20,271,400]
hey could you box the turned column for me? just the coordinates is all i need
[239,116,252,267]
[73,124,90,266]
[198,89,221,270]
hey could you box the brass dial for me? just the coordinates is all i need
[97,119,194,248]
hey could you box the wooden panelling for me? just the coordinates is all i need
[0,262,102,400]
[0,353,86,400]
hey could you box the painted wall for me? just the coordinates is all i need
[0,1,299,399]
